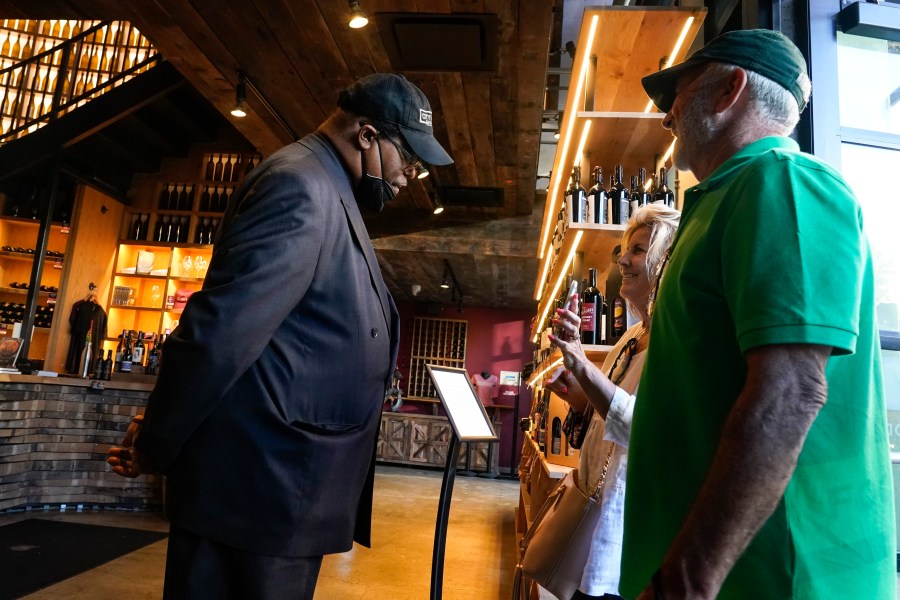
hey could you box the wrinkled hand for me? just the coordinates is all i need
[549,303,590,375]
[107,414,152,478]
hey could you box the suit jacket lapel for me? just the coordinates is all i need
[300,134,391,331]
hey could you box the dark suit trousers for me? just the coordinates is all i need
[164,525,324,600]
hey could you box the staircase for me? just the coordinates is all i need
[0,20,159,142]
[0,19,241,199]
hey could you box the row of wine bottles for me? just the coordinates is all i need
[81,329,168,379]
[0,302,53,327]
[128,214,220,244]
[530,388,575,458]
[203,153,259,183]
[158,183,234,213]
[562,164,675,227]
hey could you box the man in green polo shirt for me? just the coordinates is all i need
[620,29,895,599]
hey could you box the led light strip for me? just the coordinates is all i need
[537,14,599,263]
[643,16,696,114]
[527,357,564,388]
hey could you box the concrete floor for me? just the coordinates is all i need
[0,466,521,600]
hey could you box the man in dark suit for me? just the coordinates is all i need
[107,73,452,599]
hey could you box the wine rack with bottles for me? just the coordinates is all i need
[407,317,467,401]
[0,217,66,345]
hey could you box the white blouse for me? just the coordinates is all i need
[577,322,645,597]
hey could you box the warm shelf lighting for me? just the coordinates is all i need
[537,14,598,263]
[575,120,592,168]
[662,139,676,164]
[644,177,653,191]
[528,357,564,388]
[643,16,696,114]
[348,1,369,29]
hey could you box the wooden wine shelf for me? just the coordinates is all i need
[407,316,467,400]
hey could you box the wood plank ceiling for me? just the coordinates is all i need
[0,0,557,312]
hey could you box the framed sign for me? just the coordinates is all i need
[426,365,498,442]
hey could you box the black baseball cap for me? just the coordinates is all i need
[641,29,809,114]
[338,73,453,166]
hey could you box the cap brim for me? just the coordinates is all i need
[641,59,705,113]
[400,127,453,166]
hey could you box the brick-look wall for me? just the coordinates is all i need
[0,378,161,511]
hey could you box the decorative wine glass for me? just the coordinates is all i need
[181,255,193,277]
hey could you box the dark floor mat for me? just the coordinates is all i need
[0,518,167,599]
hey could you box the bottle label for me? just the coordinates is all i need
[580,303,595,331]
[601,315,608,343]
[120,360,132,373]
[132,348,144,364]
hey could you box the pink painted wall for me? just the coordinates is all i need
[394,301,534,472]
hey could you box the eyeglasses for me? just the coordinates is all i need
[378,134,423,178]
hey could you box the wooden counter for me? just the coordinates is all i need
[0,374,161,512]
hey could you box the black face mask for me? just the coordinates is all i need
[354,138,396,213]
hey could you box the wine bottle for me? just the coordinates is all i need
[655,167,674,207]
[204,154,214,180]
[580,267,604,345]
[218,187,229,212]
[102,349,113,381]
[131,213,142,240]
[119,333,133,373]
[159,184,171,210]
[213,154,224,181]
[80,322,93,379]
[629,175,641,216]
[638,167,651,208]
[93,347,105,381]
[567,165,587,224]
[551,416,562,455]
[178,185,190,211]
[611,165,630,225]
[210,187,220,213]
[145,337,159,375]
[200,186,210,212]
[612,295,626,340]
[232,155,243,182]
[132,331,145,367]
[589,166,607,225]
[222,154,234,182]
[114,329,125,372]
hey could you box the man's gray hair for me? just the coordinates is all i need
[705,62,812,135]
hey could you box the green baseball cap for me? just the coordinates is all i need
[641,29,809,114]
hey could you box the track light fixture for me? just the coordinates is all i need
[231,73,247,118]
[348,1,369,29]
[417,165,430,179]
[440,260,451,289]
[432,193,444,215]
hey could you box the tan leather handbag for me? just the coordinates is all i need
[513,445,614,600]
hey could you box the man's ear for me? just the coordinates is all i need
[357,123,377,151]
[714,67,749,114]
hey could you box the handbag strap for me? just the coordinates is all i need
[589,443,616,501]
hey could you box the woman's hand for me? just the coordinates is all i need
[549,303,591,378]
[545,365,590,412]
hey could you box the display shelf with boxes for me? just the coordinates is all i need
[104,241,212,361]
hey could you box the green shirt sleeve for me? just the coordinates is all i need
[720,150,865,356]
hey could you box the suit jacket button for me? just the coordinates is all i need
[371,328,379,338]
